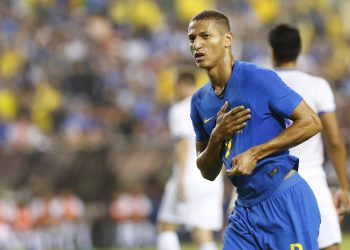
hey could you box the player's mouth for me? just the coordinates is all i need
[194,52,205,61]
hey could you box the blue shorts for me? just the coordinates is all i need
[223,173,320,250]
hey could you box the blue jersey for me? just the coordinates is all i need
[190,61,303,206]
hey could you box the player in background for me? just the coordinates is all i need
[156,69,224,250]
[189,10,322,249]
[268,24,350,250]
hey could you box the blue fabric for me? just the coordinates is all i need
[223,173,320,249]
[190,61,303,206]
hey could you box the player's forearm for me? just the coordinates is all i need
[176,139,188,182]
[326,138,349,190]
[196,135,224,181]
[321,113,349,190]
[251,115,322,162]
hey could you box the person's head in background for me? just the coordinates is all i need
[174,69,196,101]
[268,24,301,68]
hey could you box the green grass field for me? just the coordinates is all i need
[100,232,350,250]
[341,233,350,249]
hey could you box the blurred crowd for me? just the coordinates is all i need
[1,0,350,248]
[0,0,350,150]
[0,187,91,250]
[109,185,156,248]
[0,0,349,151]
[0,183,161,250]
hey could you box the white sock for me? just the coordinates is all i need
[156,231,181,250]
[199,242,218,250]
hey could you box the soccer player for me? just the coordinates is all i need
[268,24,349,250]
[156,70,224,250]
[188,10,322,249]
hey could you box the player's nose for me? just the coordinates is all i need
[193,38,203,51]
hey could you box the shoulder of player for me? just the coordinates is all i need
[191,81,211,100]
[173,97,191,110]
[239,61,277,79]
[171,96,191,114]
[299,71,331,89]
[238,61,280,89]
[169,101,182,115]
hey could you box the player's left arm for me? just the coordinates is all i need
[321,112,349,218]
[175,137,189,201]
[227,100,322,176]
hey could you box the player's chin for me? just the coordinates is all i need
[196,60,210,69]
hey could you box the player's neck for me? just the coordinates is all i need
[177,89,195,101]
[274,61,297,69]
[208,54,235,95]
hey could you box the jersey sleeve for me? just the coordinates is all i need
[168,102,192,139]
[190,94,210,141]
[246,68,302,118]
[315,79,336,115]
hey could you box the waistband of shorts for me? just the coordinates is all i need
[269,172,303,198]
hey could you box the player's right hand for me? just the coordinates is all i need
[214,101,251,140]
[333,188,350,223]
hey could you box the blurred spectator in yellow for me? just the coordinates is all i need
[0,46,23,80]
[0,88,17,122]
[109,0,164,31]
[175,0,215,22]
[250,0,279,23]
[31,81,62,132]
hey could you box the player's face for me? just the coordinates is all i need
[175,81,192,100]
[188,19,228,69]
[175,81,184,99]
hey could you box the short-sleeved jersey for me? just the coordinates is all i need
[276,69,336,178]
[190,61,302,207]
[169,96,197,177]
[169,97,223,190]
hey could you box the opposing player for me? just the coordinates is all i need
[156,70,223,250]
[188,10,322,249]
[268,24,349,250]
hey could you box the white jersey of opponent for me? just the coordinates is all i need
[169,97,223,191]
[158,96,223,230]
[276,69,336,179]
[276,69,340,249]
[169,97,198,179]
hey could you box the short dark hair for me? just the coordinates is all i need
[268,24,301,63]
[191,10,230,32]
[177,70,196,86]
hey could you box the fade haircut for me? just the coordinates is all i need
[191,10,231,32]
[268,24,301,63]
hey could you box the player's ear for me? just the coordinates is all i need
[224,31,233,48]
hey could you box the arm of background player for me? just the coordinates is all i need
[196,103,251,180]
[228,100,322,175]
[321,112,349,218]
[176,137,188,201]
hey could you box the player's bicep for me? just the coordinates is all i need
[289,100,318,123]
[196,140,208,156]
